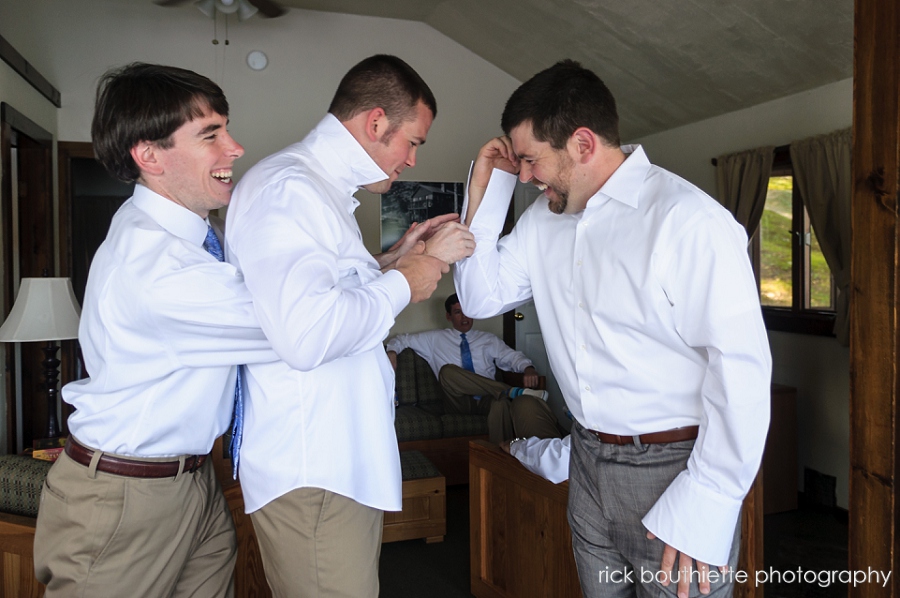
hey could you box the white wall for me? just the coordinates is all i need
[635,79,853,508]
[0,0,520,337]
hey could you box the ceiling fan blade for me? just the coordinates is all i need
[247,0,286,18]
[153,0,192,6]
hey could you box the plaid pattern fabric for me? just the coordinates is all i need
[395,349,420,406]
[394,406,443,442]
[0,455,52,517]
[399,450,441,481]
[411,349,447,410]
[440,413,490,437]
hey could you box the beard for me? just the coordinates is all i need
[544,152,573,214]
[547,189,568,214]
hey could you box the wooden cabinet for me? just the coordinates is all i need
[469,440,582,598]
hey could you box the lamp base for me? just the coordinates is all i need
[41,342,62,439]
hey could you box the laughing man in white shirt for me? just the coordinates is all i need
[226,55,474,598]
[455,60,771,598]
[34,63,276,597]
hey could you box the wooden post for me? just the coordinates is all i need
[850,0,900,596]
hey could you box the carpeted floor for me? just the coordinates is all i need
[379,485,473,598]
[763,505,849,598]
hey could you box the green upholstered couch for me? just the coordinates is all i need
[0,454,53,597]
[393,348,488,484]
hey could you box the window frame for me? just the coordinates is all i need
[754,145,836,336]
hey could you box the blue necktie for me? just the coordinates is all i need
[460,333,475,373]
[460,333,480,400]
[204,225,243,479]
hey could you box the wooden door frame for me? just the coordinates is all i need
[850,1,900,596]
[0,102,55,454]
[55,141,96,432]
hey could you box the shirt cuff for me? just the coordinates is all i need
[377,269,412,318]
[641,470,743,566]
[467,168,517,242]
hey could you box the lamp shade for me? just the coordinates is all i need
[0,278,81,342]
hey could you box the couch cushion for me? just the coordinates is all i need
[394,406,443,442]
[399,450,442,481]
[440,413,489,437]
[394,348,420,407]
[0,455,52,517]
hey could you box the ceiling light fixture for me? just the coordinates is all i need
[194,0,258,21]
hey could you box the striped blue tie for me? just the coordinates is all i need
[204,225,243,479]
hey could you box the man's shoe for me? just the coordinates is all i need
[509,387,549,402]
[522,388,549,402]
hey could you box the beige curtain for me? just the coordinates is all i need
[790,128,852,345]
[715,146,775,236]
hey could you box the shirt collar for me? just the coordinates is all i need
[586,144,652,210]
[302,114,389,205]
[131,184,210,247]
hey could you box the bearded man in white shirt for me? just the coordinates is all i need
[455,60,772,598]
[386,292,561,443]
[33,63,276,597]
[226,55,473,598]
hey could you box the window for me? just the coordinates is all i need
[754,146,835,335]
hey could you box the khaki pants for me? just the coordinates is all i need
[250,487,384,598]
[439,364,562,442]
[34,447,236,598]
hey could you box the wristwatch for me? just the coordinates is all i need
[509,437,527,450]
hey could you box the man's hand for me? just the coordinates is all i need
[387,350,398,370]
[466,136,519,226]
[376,213,461,269]
[424,221,475,263]
[500,440,512,454]
[522,366,539,389]
[647,532,728,598]
[395,243,450,303]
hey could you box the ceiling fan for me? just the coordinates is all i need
[154,0,286,20]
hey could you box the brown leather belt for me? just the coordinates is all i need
[589,425,699,445]
[65,437,208,478]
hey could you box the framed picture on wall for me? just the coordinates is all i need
[380,181,465,252]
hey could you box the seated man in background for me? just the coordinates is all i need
[386,293,561,443]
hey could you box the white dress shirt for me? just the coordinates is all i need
[64,185,276,457]
[510,436,571,484]
[226,115,410,514]
[454,145,772,565]
[386,328,533,380]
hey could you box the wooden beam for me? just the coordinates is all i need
[0,35,60,108]
[850,0,900,596]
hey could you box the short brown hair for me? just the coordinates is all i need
[328,55,436,130]
[501,59,620,150]
[92,63,230,182]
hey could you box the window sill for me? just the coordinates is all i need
[762,307,836,336]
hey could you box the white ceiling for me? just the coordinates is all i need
[261,0,852,139]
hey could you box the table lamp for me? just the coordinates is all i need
[0,278,82,439]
